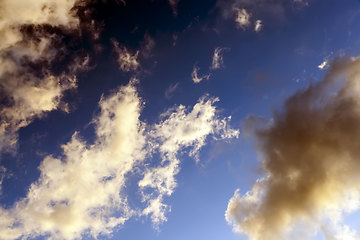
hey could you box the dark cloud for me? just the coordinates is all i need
[226,57,360,239]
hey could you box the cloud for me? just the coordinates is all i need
[0,74,77,153]
[0,0,89,155]
[0,79,145,240]
[111,39,140,72]
[254,19,263,32]
[226,57,360,240]
[192,65,211,83]
[211,47,226,70]
[218,0,309,31]
[318,59,328,70]
[0,80,239,239]
[141,33,156,58]
[168,0,180,16]
[140,96,239,225]
[235,8,251,28]
[165,82,180,99]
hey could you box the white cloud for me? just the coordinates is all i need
[0,0,87,155]
[235,9,250,28]
[318,60,328,69]
[112,39,140,72]
[254,19,263,32]
[211,47,226,70]
[192,65,211,83]
[0,79,145,240]
[0,80,239,239]
[140,96,239,225]
[225,58,360,240]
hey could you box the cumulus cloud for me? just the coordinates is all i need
[192,65,211,83]
[0,0,90,155]
[0,79,145,240]
[211,47,226,70]
[140,95,239,225]
[111,39,140,72]
[226,57,360,240]
[0,80,239,239]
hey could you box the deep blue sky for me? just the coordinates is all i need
[1,0,360,239]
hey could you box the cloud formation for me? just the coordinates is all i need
[112,39,140,72]
[192,65,211,83]
[0,0,90,155]
[235,8,251,28]
[226,57,360,240]
[254,19,263,32]
[140,95,239,225]
[0,80,239,239]
[211,47,226,70]
[218,0,308,31]
[0,79,145,240]
[165,82,180,99]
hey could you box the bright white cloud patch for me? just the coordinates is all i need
[140,95,239,225]
[192,66,211,83]
[318,59,328,69]
[254,19,263,32]
[0,0,87,155]
[235,9,250,28]
[112,39,140,72]
[226,58,360,240]
[0,80,239,239]
[0,80,145,240]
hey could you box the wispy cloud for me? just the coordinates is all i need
[218,0,309,31]
[211,47,226,70]
[140,95,239,225]
[165,82,180,99]
[112,39,140,72]
[226,57,360,240]
[192,65,211,83]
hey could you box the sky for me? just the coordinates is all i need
[1,0,360,239]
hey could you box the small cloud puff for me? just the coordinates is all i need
[254,19,263,32]
[192,65,211,83]
[235,9,250,29]
[211,47,226,70]
[112,39,140,72]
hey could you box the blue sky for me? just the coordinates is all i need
[1,0,360,239]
